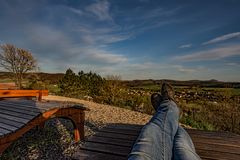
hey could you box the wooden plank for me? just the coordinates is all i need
[0,113,29,124]
[99,128,140,136]
[0,90,48,97]
[0,101,47,112]
[0,109,34,120]
[191,136,240,146]
[0,102,45,113]
[81,141,131,156]
[195,142,240,155]
[187,129,240,138]
[0,105,40,116]
[0,127,11,134]
[0,122,18,131]
[0,117,24,128]
[106,125,143,132]
[73,149,126,160]
[197,149,240,160]
[86,136,134,147]
[190,134,240,144]
[93,131,137,141]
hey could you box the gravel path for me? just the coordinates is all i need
[43,95,151,126]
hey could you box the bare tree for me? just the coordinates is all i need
[0,44,37,89]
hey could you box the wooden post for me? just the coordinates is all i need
[38,90,42,101]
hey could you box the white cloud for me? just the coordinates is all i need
[179,44,192,49]
[172,65,206,73]
[202,32,240,45]
[67,7,83,16]
[85,0,112,21]
[84,49,128,64]
[225,62,240,67]
[174,44,240,61]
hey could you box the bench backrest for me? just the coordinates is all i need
[0,90,48,101]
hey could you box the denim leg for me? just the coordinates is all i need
[128,100,180,160]
[173,126,201,160]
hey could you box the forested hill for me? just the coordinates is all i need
[0,71,239,88]
[0,72,64,84]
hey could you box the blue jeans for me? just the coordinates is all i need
[128,100,201,160]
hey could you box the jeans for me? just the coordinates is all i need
[128,100,201,160]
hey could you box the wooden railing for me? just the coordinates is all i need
[0,90,48,101]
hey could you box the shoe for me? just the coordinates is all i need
[161,82,175,101]
[151,93,161,111]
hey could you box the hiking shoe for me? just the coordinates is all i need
[161,83,175,101]
[151,93,161,111]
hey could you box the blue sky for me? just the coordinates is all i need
[0,0,240,81]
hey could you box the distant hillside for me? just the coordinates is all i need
[124,79,240,88]
[1,72,239,88]
[0,72,64,84]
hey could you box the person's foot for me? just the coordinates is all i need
[161,82,175,101]
[151,93,161,111]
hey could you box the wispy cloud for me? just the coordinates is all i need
[202,32,240,45]
[225,62,240,67]
[83,48,128,64]
[67,7,83,16]
[174,44,240,61]
[179,44,192,48]
[173,65,206,73]
[85,0,112,21]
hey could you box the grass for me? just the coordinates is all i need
[202,87,240,96]
[0,79,13,83]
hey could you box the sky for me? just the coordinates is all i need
[0,0,240,81]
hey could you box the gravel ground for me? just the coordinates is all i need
[1,95,152,160]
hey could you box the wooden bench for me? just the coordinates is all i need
[0,99,88,155]
[0,90,49,101]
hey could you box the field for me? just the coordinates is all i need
[129,83,240,133]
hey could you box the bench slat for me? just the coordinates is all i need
[0,109,34,120]
[0,122,18,131]
[73,149,126,160]
[1,100,67,111]
[94,131,137,141]
[0,90,48,97]
[195,142,240,155]
[81,141,131,156]
[86,136,134,147]
[0,113,29,124]
[0,103,43,113]
[0,127,11,134]
[0,117,24,128]
[0,101,47,112]
[0,105,40,116]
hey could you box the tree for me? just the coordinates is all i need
[0,44,37,89]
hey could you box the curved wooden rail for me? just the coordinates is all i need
[0,100,87,154]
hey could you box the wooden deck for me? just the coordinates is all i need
[73,124,240,160]
[0,99,87,154]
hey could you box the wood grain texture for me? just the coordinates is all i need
[0,100,87,154]
[74,124,240,160]
[0,90,48,101]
